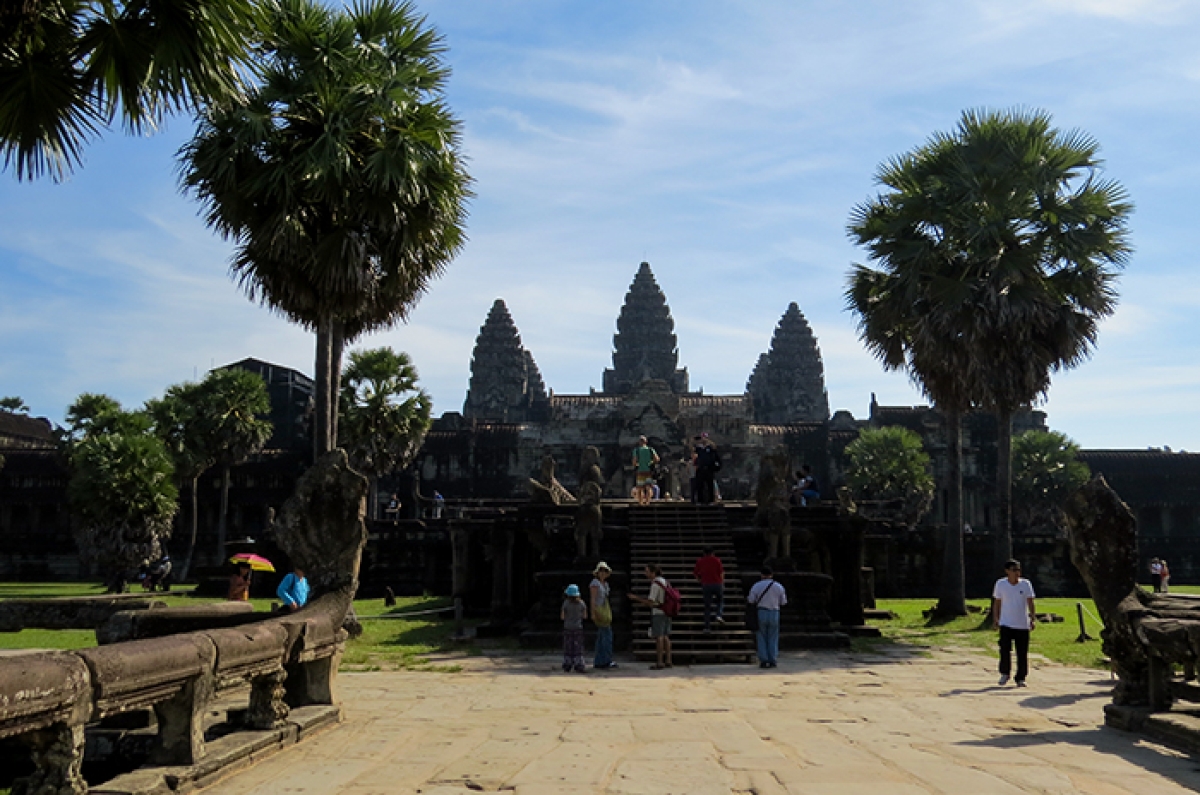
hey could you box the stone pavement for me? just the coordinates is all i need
[200,646,1200,795]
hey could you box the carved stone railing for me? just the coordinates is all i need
[2,450,369,795]
[1065,476,1200,752]
[0,597,347,795]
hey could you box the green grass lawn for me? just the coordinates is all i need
[0,582,473,671]
[2,582,1194,672]
[872,597,1111,669]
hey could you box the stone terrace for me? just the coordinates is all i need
[199,647,1200,795]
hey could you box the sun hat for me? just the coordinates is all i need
[593,561,612,574]
[565,584,581,597]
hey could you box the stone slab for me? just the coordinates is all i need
[193,648,1200,795]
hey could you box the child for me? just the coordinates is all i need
[561,584,588,673]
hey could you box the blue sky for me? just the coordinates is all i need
[2,0,1199,450]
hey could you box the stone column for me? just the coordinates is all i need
[13,723,87,795]
[450,521,471,601]
[247,669,289,729]
[490,524,514,625]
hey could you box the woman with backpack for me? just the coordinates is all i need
[628,564,678,669]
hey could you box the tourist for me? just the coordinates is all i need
[693,547,725,633]
[590,562,617,669]
[1150,558,1163,592]
[277,566,310,613]
[561,584,588,673]
[386,493,401,524]
[794,465,820,506]
[632,436,660,506]
[747,567,787,668]
[1161,559,1171,593]
[685,451,697,503]
[628,564,673,669]
[432,490,445,519]
[992,559,1037,686]
[228,562,252,601]
[693,433,721,505]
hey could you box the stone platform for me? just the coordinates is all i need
[197,648,1200,795]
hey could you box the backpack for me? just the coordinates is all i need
[658,578,682,618]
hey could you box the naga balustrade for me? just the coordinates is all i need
[0,599,346,795]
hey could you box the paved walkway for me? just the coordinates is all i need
[202,647,1200,795]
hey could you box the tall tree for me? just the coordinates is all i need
[339,347,432,518]
[0,396,29,412]
[180,0,471,460]
[0,0,252,180]
[62,395,176,591]
[930,111,1130,569]
[197,368,272,562]
[146,379,217,581]
[847,108,1131,615]
[845,261,974,616]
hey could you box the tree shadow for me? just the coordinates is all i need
[958,726,1200,790]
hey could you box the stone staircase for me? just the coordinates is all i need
[628,504,756,664]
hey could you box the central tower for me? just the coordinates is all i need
[602,262,689,395]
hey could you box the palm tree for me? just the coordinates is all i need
[339,346,432,518]
[933,111,1130,568]
[180,0,470,459]
[847,109,1131,615]
[198,368,272,562]
[0,0,252,180]
[846,261,975,616]
[146,379,219,581]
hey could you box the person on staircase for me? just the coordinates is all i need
[629,564,674,669]
[747,567,787,669]
[693,433,721,505]
[632,436,660,506]
[693,547,725,633]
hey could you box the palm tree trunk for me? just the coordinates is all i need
[330,319,345,450]
[217,465,231,562]
[994,407,1014,571]
[314,320,333,457]
[935,407,967,617]
[180,473,201,582]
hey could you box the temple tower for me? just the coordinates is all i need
[748,302,829,423]
[602,262,689,394]
[463,299,546,422]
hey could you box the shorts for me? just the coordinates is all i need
[636,471,655,487]
[651,613,672,638]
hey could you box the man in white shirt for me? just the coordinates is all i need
[628,564,673,669]
[747,567,787,669]
[992,559,1037,687]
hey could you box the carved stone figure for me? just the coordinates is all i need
[747,302,830,424]
[579,446,604,492]
[755,446,792,560]
[575,482,603,560]
[1064,475,1200,709]
[527,453,574,505]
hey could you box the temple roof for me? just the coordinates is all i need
[603,262,689,395]
[463,299,545,423]
[748,302,829,424]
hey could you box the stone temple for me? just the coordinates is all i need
[417,262,834,500]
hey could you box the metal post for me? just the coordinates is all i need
[1075,602,1094,643]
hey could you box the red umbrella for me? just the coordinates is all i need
[229,553,275,572]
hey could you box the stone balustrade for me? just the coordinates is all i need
[0,599,346,795]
